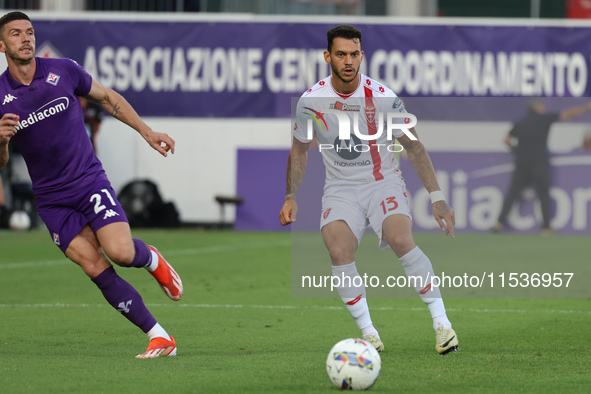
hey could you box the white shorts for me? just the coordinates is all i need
[320,180,412,250]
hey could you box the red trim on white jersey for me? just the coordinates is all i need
[364,86,384,181]
[330,77,361,99]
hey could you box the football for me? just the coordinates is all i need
[325,338,381,390]
[9,210,31,231]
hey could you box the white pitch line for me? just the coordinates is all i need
[0,240,291,270]
[0,302,588,315]
[162,240,291,257]
[0,259,71,269]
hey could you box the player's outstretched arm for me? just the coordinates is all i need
[84,79,175,157]
[559,101,591,121]
[398,132,455,238]
[0,113,20,169]
[279,138,310,226]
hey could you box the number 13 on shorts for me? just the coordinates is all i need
[380,196,398,214]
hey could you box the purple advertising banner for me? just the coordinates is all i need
[234,149,290,231]
[401,151,591,234]
[24,17,591,118]
[235,148,591,234]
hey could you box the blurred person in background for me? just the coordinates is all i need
[493,99,591,234]
[582,129,591,150]
[0,172,6,225]
[80,96,104,153]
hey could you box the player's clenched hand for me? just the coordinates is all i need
[279,198,297,226]
[432,201,455,238]
[0,113,20,144]
[146,130,175,157]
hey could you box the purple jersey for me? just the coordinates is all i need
[0,57,108,198]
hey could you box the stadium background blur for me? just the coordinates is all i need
[1,0,591,234]
[1,3,590,393]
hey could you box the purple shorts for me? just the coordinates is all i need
[36,181,128,254]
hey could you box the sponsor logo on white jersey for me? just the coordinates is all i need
[2,94,17,105]
[329,101,361,111]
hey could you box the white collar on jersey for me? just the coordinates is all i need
[330,75,361,98]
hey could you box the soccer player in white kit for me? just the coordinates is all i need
[279,25,458,354]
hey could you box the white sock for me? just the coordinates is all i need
[361,324,380,339]
[332,262,376,336]
[399,246,451,330]
[145,251,159,272]
[147,323,171,341]
[433,314,452,330]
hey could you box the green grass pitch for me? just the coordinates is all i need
[0,228,589,393]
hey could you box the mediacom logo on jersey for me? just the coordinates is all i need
[14,97,69,131]
[306,110,418,154]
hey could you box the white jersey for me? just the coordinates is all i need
[293,74,408,187]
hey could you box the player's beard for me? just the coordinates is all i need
[7,45,35,65]
[331,63,359,85]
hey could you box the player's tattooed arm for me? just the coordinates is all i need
[287,139,309,196]
[398,130,440,193]
[85,79,175,157]
[279,138,310,225]
[398,130,456,237]
[110,103,121,118]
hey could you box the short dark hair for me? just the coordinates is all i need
[0,11,31,37]
[327,24,362,53]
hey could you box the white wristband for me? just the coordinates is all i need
[429,190,445,204]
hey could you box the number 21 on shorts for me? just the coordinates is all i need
[90,189,117,214]
[380,196,398,215]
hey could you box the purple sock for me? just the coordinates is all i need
[92,266,157,333]
[128,238,151,268]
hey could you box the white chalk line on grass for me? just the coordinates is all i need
[0,240,291,270]
[0,303,588,315]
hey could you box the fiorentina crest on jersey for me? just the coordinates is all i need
[46,73,60,86]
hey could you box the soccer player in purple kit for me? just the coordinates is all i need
[0,11,183,358]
